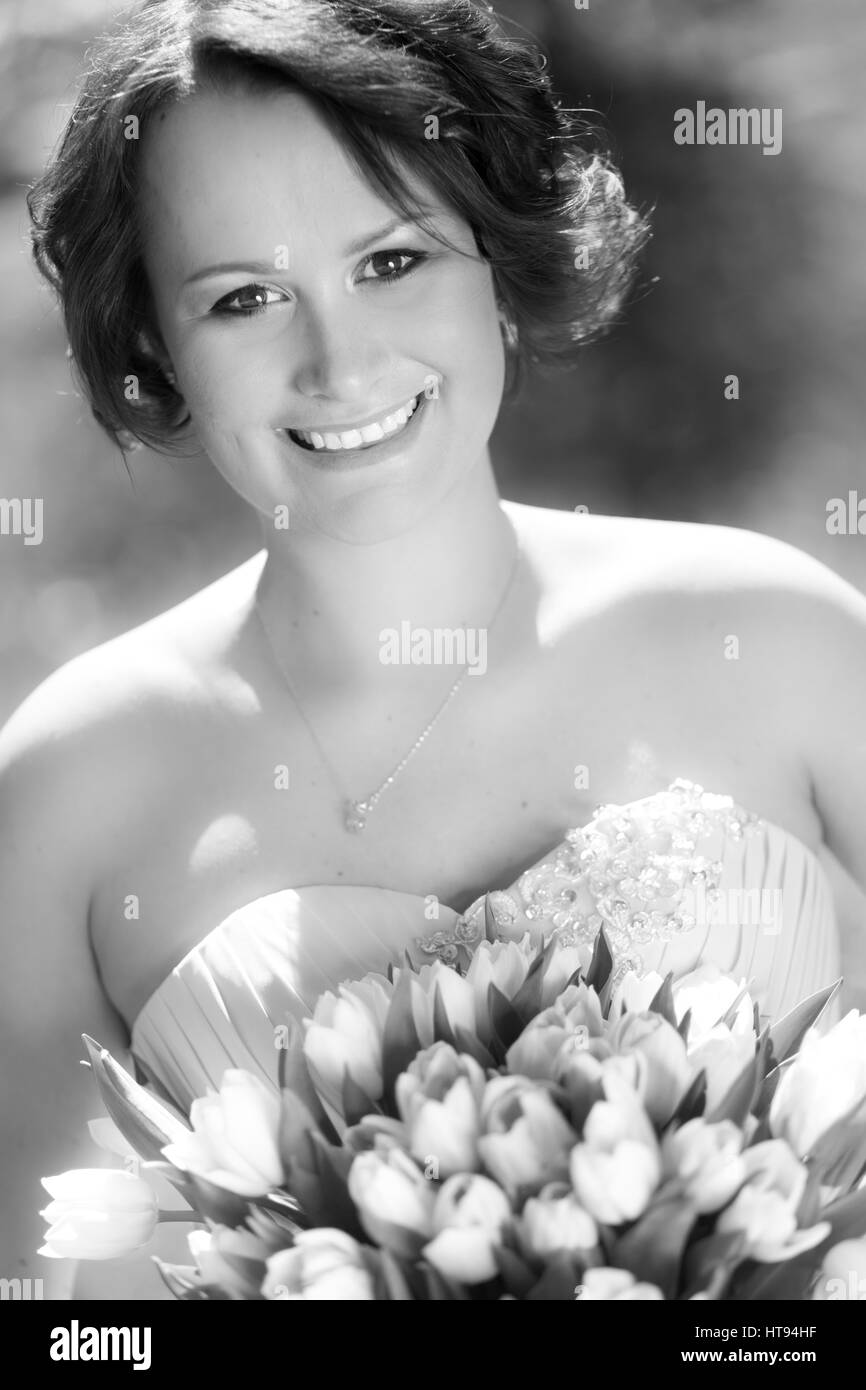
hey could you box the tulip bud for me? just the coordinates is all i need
[263,1229,376,1300]
[608,1011,691,1126]
[39,1169,159,1260]
[348,1146,436,1259]
[770,1011,866,1158]
[303,979,391,1115]
[661,1118,747,1213]
[162,1069,284,1196]
[478,1076,577,1198]
[716,1140,831,1262]
[569,1072,661,1225]
[517,1183,598,1261]
[576,1266,664,1300]
[423,1173,512,1284]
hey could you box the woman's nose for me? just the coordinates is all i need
[290,303,390,406]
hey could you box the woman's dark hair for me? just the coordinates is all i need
[27,0,650,455]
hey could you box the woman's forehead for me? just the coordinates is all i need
[137,87,447,269]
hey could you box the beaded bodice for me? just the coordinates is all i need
[415,779,763,982]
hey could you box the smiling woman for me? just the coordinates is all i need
[8,0,866,1306]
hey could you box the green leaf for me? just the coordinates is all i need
[611,1193,699,1299]
[151,1256,214,1301]
[483,893,500,943]
[508,936,559,1025]
[714,983,752,1030]
[561,1067,604,1133]
[705,1032,768,1128]
[488,982,526,1054]
[677,1007,692,1045]
[584,925,614,995]
[277,1090,320,1173]
[378,1249,415,1300]
[432,982,459,1048]
[680,1230,745,1300]
[752,1053,796,1123]
[380,966,423,1111]
[526,1252,580,1300]
[420,1261,469,1300]
[340,1068,380,1129]
[81,1034,190,1163]
[277,1017,341,1145]
[293,1133,365,1238]
[494,1245,538,1299]
[648,973,677,1029]
[805,1094,866,1190]
[175,1171,251,1228]
[452,1025,497,1070]
[768,980,841,1066]
[667,1069,707,1128]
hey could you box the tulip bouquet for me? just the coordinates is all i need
[42,915,866,1299]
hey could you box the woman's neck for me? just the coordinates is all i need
[252,454,521,695]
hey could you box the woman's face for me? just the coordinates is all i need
[138,87,507,543]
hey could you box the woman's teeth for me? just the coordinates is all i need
[288,394,421,452]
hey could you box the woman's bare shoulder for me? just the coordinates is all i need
[506,501,860,607]
[0,549,266,846]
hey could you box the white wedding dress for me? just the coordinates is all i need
[130,780,841,1112]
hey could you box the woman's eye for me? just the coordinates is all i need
[359,249,427,284]
[211,285,287,317]
[210,251,426,318]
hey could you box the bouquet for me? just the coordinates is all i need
[40,910,866,1300]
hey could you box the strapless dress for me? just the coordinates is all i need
[130,780,841,1113]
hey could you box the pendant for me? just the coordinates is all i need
[344,799,371,833]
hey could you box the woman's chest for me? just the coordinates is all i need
[90,605,817,1029]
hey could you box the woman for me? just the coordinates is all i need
[5,0,866,1298]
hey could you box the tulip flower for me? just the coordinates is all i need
[770,1010,866,1158]
[161,1069,283,1197]
[478,1076,577,1198]
[423,1173,512,1284]
[607,1010,692,1126]
[505,1010,577,1083]
[189,1225,277,1300]
[348,1145,436,1258]
[576,1267,664,1300]
[39,1168,158,1260]
[686,1027,756,1113]
[537,944,594,1008]
[517,1182,599,1262]
[661,1118,747,1213]
[673,964,755,1040]
[610,970,666,1019]
[395,1043,485,1178]
[812,1238,866,1301]
[303,978,392,1114]
[262,1229,376,1300]
[570,1072,661,1225]
[716,1140,831,1261]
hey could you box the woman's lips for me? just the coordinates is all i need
[281,391,429,461]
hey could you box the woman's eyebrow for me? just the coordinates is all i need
[181,215,431,289]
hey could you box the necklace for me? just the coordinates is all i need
[253,537,521,833]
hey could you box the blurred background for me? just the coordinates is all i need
[1,0,865,723]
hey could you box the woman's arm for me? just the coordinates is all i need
[0,666,184,1300]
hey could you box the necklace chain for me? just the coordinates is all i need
[254,537,521,833]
